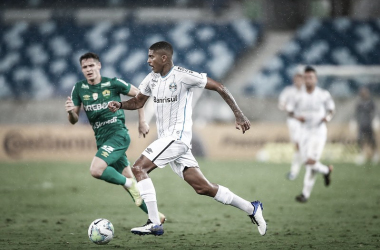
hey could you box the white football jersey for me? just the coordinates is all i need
[287,86,335,130]
[139,66,207,148]
[278,85,300,111]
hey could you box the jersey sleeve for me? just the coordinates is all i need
[178,67,207,89]
[286,92,297,113]
[114,78,132,95]
[70,84,81,107]
[324,91,335,111]
[138,74,152,96]
[278,87,289,110]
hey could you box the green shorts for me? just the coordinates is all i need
[95,131,131,174]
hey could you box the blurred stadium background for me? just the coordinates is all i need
[1,0,380,163]
[1,1,380,249]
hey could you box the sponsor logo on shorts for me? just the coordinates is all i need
[81,83,89,89]
[153,95,178,103]
[101,82,111,88]
[145,148,153,154]
[92,117,117,129]
[101,151,109,158]
[83,95,90,100]
[101,145,114,154]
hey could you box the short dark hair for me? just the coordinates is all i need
[149,41,173,55]
[79,52,100,64]
[304,65,316,73]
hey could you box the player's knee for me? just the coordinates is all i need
[132,163,148,178]
[90,166,103,179]
[306,159,316,165]
[193,185,213,196]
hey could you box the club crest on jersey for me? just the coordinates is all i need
[83,95,90,100]
[92,93,98,100]
[169,82,177,92]
[102,89,110,99]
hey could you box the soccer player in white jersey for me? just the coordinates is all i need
[108,41,267,236]
[287,66,335,203]
[278,73,304,180]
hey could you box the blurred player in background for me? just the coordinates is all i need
[287,66,335,203]
[65,52,165,222]
[278,72,304,180]
[355,86,379,164]
[109,41,267,236]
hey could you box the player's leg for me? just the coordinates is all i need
[111,156,143,207]
[356,127,366,165]
[182,167,266,236]
[121,161,166,224]
[130,138,199,236]
[90,133,134,188]
[287,119,302,180]
[129,154,165,235]
[366,127,379,163]
[296,166,316,202]
[288,142,302,180]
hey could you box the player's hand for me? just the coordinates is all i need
[321,117,328,123]
[65,96,75,114]
[138,121,150,138]
[296,116,306,123]
[235,113,251,134]
[108,101,121,113]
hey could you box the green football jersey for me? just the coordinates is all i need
[71,76,131,141]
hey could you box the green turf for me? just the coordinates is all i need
[0,160,379,249]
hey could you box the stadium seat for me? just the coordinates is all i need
[245,18,380,97]
[0,19,262,99]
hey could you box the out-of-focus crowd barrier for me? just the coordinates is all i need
[0,123,366,163]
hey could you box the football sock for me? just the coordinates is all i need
[138,201,149,214]
[99,166,126,185]
[123,178,133,189]
[290,151,302,177]
[137,178,160,225]
[214,185,254,215]
[302,166,317,198]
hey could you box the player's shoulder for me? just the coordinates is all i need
[282,85,295,93]
[143,71,160,81]
[173,66,203,78]
[74,79,88,89]
[316,86,331,96]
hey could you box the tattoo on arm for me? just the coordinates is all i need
[217,85,242,116]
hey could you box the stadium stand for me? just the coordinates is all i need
[244,18,380,97]
[0,19,261,99]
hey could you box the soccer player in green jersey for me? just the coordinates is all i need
[65,52,165,223]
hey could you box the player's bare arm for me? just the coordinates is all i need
[108,93,150,112]
[321,110,334,123]
[65,96,80,124]
[125,85,150,138]
[205,77,250,134]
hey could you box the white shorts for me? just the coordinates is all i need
[142,136,199,179]
[287,118,301,143]
[299,126,327,162]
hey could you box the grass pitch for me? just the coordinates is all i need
[0,160,379,249]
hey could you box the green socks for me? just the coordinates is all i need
[99,166,126,185]
[99,166,148,214]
